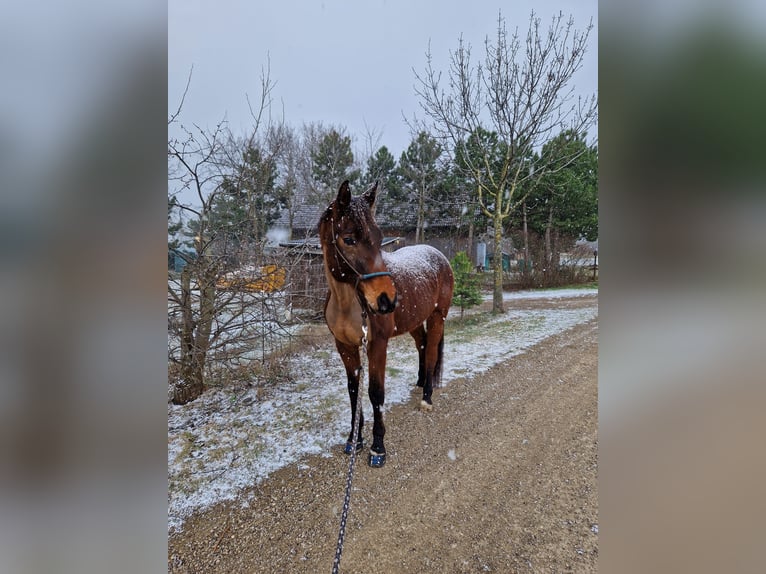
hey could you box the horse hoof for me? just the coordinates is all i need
[419,400,433,412]
[344,440,364,455]
[368,450,386,467]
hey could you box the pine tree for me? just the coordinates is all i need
[361,145,402,199]
[310,128,359,205]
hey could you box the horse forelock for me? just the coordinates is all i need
[320,196,381,246]
[348,197,381,243]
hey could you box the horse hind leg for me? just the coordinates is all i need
[419,313,446,412]
[410,325,427,388]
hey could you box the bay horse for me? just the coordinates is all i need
[318,180,454,467]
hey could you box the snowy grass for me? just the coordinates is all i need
[495,286,599,301]
[168,288,597,533]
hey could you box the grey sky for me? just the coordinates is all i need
[169,0,597,162]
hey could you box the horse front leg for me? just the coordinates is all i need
[335,340,364,454]
[366,338,388,467]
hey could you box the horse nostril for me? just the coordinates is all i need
[377,292,396,314]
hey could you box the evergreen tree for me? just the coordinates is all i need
[450,251,483,318]
[522,131,598,282]
[361,145,402,199]
[310,128,359,205]
[187,143,282,264]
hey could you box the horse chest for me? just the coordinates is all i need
[325,295,364,347]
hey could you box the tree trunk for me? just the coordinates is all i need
[467,218,474,263]
[544,203,554,286]
[174,359,204,405]
[173,267,204,405]
[522,200,530,279]
[492,209,504,313]
[416,182,426,243]
[172,263,217,405]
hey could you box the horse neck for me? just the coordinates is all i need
[323,249,360,312]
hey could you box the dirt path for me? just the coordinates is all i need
[169,308,598,573]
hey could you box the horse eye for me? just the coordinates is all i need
[342,237,356,246]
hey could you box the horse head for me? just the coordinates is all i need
[319,180,397,314]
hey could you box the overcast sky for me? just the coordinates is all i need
[169,0,597,162]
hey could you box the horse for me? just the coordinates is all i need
[318,180,454,467]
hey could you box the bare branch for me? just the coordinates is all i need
[245,55,277,141]
[169,65,193,126]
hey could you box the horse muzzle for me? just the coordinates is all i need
[357,271,397,314]
[375,292,397,314]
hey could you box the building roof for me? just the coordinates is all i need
[275,188,478,234]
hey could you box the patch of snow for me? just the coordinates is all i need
[491,287,598,301]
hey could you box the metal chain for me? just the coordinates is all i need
[331,315,368,574]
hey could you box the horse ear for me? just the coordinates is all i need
[336,180,351,209]
[362,180,379,209]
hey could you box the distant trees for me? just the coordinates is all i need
[398,131,444,243]
[196,142,283,263]
[503,130,597,286]
[533,131,597,277]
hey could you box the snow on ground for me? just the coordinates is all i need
[168,288,597,532]
[495,287,599,301]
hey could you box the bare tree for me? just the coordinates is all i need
[167,67,292,405]
[360,119,384,167]
[414,11,597,312]
[167,118,229,404]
